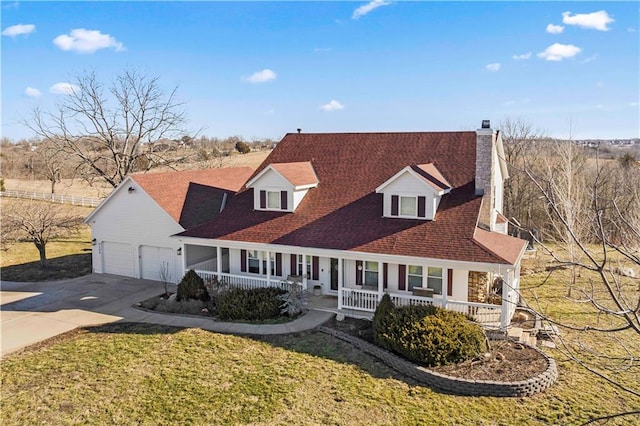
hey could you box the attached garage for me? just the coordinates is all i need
[140,245,177,282]
[102,242,135,277]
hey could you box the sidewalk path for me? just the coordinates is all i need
[1,274,334,357]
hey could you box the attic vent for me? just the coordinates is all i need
[481,120,491,129]
[297,128,302,134]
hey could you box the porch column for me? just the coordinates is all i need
[266,250,271,286]
[216,246,222,280]
[337,258,343,309]
[377,261,383,301]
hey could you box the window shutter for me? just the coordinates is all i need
[259,190,266,209]
[281,191,288,210]
[398,264,406,291]
[356,260,363,285]
[418,196,426,218]
[275,253,282,276]
[391,195,399,216]
[447,269,453,296]
[240,249,247,272]
[383,263,388,289]
[312,256,320,280]
[290,254,297,275]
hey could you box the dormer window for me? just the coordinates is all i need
[247,162,319,213]
[377,163,451,221]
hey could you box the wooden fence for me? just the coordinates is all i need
[0,189,103,207]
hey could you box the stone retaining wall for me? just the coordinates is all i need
[318,326,557,397]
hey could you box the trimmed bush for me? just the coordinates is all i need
[177,270,210,302]
[217,287,285,321]
[373,295,486,367]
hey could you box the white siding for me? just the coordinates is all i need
[251,169,295,211]
[452,269,468,301]
[380,171,439,220]
[88,180,184,283]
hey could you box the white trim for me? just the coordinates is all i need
[175,236,520,270]
[375,167,450,195]
[246,164,319,191]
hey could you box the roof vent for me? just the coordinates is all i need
[481,120,491,129]
[297,128,302,134]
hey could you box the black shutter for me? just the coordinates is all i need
[391,195,399,216]
[312,256,320,280]
[281,191,288,210]
[276,253,282,276]
[418,196,426,218]
[398,264,406,291]
[356,260,363,285]
[383,263,388,289]
[259,190,266,209]
[240,249,247,272]
[290,254,297,275]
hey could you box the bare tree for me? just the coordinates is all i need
[522,149,640,404]
[23,70,189,188]
[31,139,70,195]
[3,201,83,267]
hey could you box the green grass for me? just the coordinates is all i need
[0,227,92,281]
[1,246,638,424]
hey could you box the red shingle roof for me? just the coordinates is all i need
[270,162,319,187]
[132,167,253,228]
[473,228,527,265]
[180,132,525,265]
[413,163,452,192]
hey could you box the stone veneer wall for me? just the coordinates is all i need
[468,271,489,303]
[319,326,558,397]
[475,129,496,229]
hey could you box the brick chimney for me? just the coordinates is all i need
[475,120,497,229]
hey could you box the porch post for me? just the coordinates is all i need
[377,261,383,301]
[266,250,271,286]
[216,246,222,280]
[338,258,343,309]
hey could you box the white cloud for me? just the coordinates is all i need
[49,82,79,95]
[537,43,581,61]
[25,87,41,98]
[53,28,125,53]
[562,10,614,31]
[546,24,564,34]
[320,100,345,111]
[245,69,277,83]
[581,54,598,64]
[352,0,391,20]
[485,63,501,72]
[2,23,35,37]
[512,52,531,60]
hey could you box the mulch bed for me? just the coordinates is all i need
[324,317,548,382]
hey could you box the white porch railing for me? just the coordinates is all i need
[341,288,380,312]
[192,270,296,291]
[340,288,503,326]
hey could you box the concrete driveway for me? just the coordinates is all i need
[0,274,168,357]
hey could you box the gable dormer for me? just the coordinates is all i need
[375,164,451,220]
[245,162,318,212]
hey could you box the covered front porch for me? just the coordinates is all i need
[180,240,520,330]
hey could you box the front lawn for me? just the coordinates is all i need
[1,321,636,425]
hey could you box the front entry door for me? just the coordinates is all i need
[330,258,338,291]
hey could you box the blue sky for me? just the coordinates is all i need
[2,1,638,141]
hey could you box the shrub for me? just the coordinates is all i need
[217,287,285,321]
[373,297,486,367]
[177,270,210,302]
[235,141,251,154]
[278,284,308,317]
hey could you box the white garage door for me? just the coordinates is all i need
[140,245,176,282]
[102,242,135,277]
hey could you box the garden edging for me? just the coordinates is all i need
[318,326,558,397]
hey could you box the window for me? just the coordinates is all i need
[262,252,275,276]
[267,191,280,209]
[248,250,260,274]
[364,261,378,286]
[407,265,423,291]
[427,267,443,295]
[400,196,417,216]
[297,254,312,279]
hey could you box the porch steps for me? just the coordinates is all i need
[507,327,524,341]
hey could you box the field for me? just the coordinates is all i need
[1,247,638,424]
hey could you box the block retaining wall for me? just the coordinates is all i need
[318,326,557,397]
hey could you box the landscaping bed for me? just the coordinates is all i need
[325,316,548,383]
